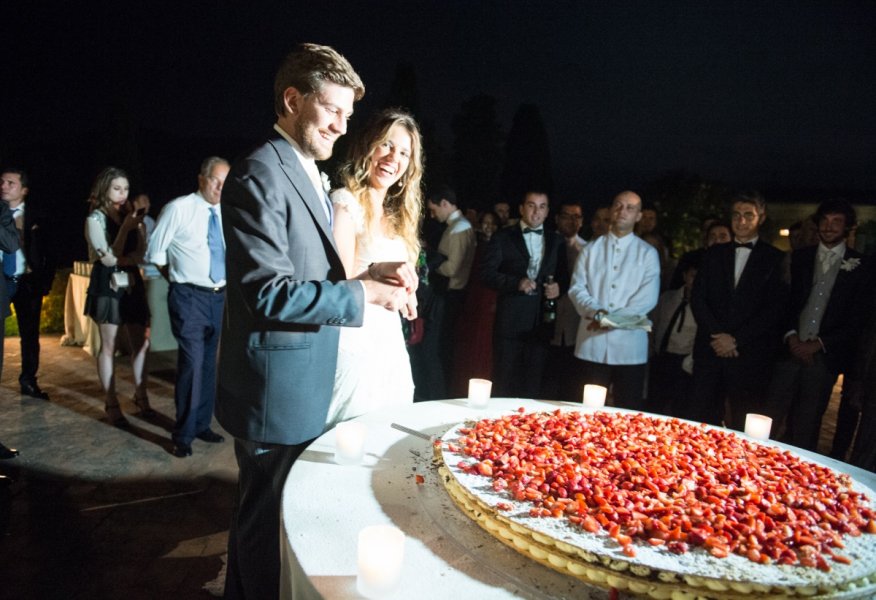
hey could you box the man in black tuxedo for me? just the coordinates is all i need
[767,199,867,451]
[481,191,563,398]
[0,200,21,459]
[686,191,787,429]
[216,44,414,600]
[1,167,56,400]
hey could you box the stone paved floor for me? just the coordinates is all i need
[0,335,235,600]
[0,335,850,600]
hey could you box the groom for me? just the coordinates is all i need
[217,44,416,600]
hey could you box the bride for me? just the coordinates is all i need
[326,109,424,428]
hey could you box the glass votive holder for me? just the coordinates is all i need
[582,384,607,409]
[357,525,405,598]
[744,413,772,441]
[468,378,492,408]
[334,421,367,465]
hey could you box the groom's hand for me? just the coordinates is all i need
[360,261,418,293]
[362,281,409,312]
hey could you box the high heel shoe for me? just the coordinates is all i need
[133,393,156,418]
[105,397,130,428]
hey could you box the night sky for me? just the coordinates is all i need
[3,0,875,261]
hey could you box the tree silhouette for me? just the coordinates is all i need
[450,94,504,211]
[643,171,732,256]
[382,62,419,116]
[500,103,553,206]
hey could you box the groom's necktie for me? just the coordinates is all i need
[208,206,225,283]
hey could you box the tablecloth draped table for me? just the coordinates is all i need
[279,398,876,600]
[61,272,177,356]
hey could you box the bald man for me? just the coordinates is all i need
[569,191,660,409]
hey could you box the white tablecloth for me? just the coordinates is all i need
[61,273,99,355]
[280,399,876,600]
[61,273,177,356]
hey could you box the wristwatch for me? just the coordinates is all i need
[594,309,607,322]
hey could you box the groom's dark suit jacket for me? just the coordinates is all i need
[786,244,867,375]
[691,239,787,367]
[216,134,365,446]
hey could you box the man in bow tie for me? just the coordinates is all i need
[686,191,787,430]
[482,190,563,397]
[568,191,660,409]
[766,199,866,452]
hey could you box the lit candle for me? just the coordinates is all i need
[334,421,367,465]
[582,384,607,409]
[744,413,772,441]
[468,378,492,408]
[357,525,405,598]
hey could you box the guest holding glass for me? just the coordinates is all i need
[84,167,152,427]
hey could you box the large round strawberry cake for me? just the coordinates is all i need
[435,409,876,599]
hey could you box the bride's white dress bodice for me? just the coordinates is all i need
[325,189,414,430]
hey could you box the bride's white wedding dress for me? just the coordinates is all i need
[325,189,415,429]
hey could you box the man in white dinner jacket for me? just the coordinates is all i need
[569,190,660,409]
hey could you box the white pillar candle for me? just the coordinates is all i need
[334,421,367,465]
[744,413,772,441]
[582,384,607,409]
[467,378,492,408]
[357,525,405,598]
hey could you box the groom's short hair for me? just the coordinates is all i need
[273,43,365,117]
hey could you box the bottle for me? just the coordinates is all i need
[542,275,557,324]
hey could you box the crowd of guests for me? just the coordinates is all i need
[411,188,875,473]
[1,42,875,600]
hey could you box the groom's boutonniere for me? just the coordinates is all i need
[840,257,861,272]
[320,171,331,193]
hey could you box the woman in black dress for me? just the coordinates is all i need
[84,167,152,426]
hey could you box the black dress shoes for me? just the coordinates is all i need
[171,443,193,458]
[195,429,225,443]
[20,383,49,400]
[0,444,19,460]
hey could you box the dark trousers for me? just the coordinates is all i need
[409,294,446,400]
[688,353,771,430]
[544,344,580,403]
[577,359,647,410]
[224,438,310,600]
[492,332,549,399]
[440,288,466,378]
[168,283,225,444]
[830,381,861,460]
[767,353,837,452]
[10,274,44,387]
[647,352,691,417]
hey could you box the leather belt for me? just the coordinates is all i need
[179,282,225,294]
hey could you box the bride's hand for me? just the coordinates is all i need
[401,292,418,321]
[364,261,418,293]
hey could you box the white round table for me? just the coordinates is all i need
[279,398,876,600]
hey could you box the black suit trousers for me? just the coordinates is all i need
[10,274,44,386]
[225,438,310,600]
[689,353,772,430]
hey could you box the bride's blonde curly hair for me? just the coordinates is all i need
[337,108,423,263]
